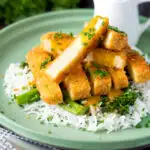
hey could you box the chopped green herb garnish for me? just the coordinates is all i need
[54,124,58,127]
[101,89,140,115]
[48,130,52,134]
[82,42,88,46]
[97,120,104,125]
[82,28,95,40]
[136,124,142,128]
[69,32,74,37]
[80,128,86,131]
[40,56,51,69]
[22,86,27,90]
[31,84,36,89]
[40,121,44,125]
[8,101,12,105]
[0,110,4,114]
[19,105,24,108]
[101,21,105,26]
[54,32,63,39]
[83,32,95,40]
[20,61,28,69]
[136,115,150,129]
[47,116,53,121]
[145,123,149,128]
[12,94,16,101]
[108,25,127,36]
[89,28,95,33]
[51,48,55,51]
[93,70,108,78]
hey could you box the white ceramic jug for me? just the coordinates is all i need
[93,0,150,46]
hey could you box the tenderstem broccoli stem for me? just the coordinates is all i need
[60,98,89,115]
[15,88,40,105]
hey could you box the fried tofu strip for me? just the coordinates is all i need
[93,48,127,69]
[64,65,91,100]
[108,68,129,90]
[40,32,74,57]
[127,51,150,83]
[45,16,109,83]
[41,32,91,101]
[87,64,112,95]
[26,47,63,104]
[108,89,123,101]
[102,29,128,51]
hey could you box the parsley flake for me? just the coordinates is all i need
[48,130,52,134]
[69,32,74,37]
[101,21,105,26]
[20,61,28,69]
[93,70,108,78]
[40,56,51,69]
[51,48,55,51]
[108,25,127,36]
[54,32,63,39]
[47,116,53,121]
[82,42,88,46]
[101,89,140,115]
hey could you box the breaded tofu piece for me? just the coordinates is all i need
[41,32,91,101]
[108,89,123,101]
[108,68,129,90]
[84,96,101,106]
[26,47,63,104]
[87,64,112,95]
[64,65,91,101]
[93,48,127,69]
[26,47,50,78]
[40,32,74,57]
[102,29,128,51]
[127,51,150,83]
[45,16,109,83]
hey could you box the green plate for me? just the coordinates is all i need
[0,9,150,150]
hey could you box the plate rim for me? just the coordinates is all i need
[0,9,150,150]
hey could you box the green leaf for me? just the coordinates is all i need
[108,25,127,36]
[93,70,109,78]
[0,0,7,6]
[40,56,52,69]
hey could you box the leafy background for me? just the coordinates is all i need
[0,0,92,28]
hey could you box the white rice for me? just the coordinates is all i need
[3,61,150,133]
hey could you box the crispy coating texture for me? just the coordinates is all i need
[84,96,101,106]
[102,29,128,51]
[45,16,109,83]
[88,65,112,95]
[40,32,74,57]
[92,48,127,69]
[108,89,123,101]
[26,46,63,104]
[41,32,91,101]
[127,51,150,83]
[108,68,129,90]
[64,65,91,100]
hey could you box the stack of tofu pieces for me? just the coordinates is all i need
[26,16,150,105]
